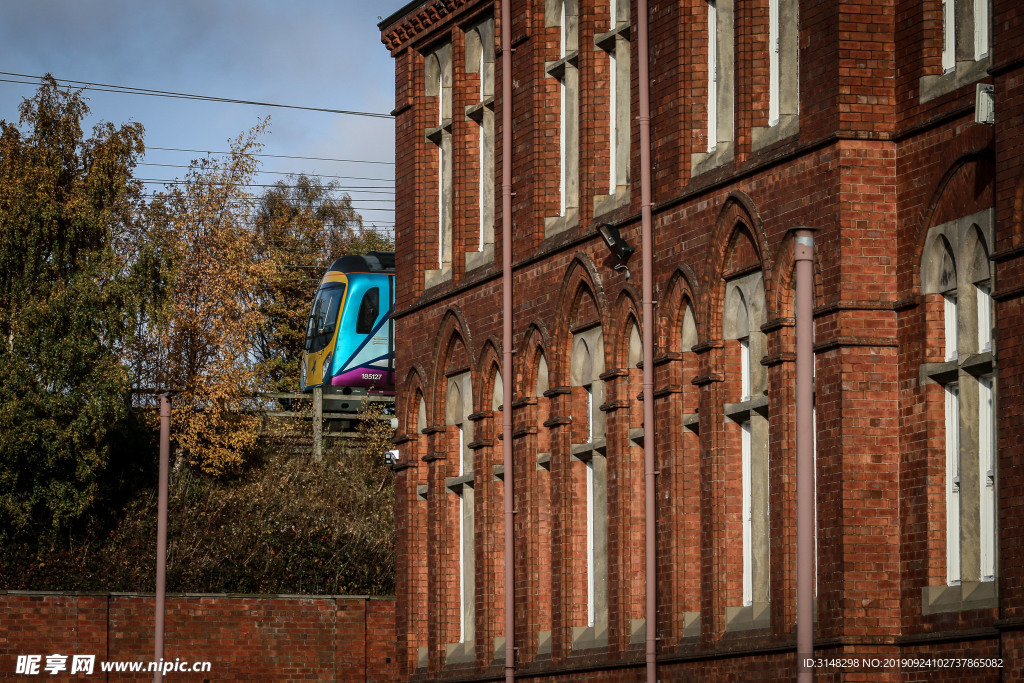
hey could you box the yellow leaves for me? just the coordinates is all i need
[148,121,272,476]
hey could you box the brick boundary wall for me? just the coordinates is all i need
[0,591,396,681]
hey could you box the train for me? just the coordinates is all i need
[300,251,395,410]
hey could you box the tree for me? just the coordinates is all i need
[253,175,392,393]
[0,77,147,538]
[147,122,273,475]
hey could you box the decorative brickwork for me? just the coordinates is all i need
[380,0,1024,679]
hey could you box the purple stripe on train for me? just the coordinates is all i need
[330,369,395,394]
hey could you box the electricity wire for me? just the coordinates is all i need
[138,162,394,184]
[0,72,393,119]
[147,147,394,165]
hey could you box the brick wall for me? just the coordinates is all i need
[0,592,396,681]
[379,0,1024,680]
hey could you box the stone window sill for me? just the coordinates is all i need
[751,114,799,152]
[424,266,452,290]
[922,579,997,615]
[593,185,630,219]
[465,243,494,272]
[691,142,734,178]
[444,640,475,665]
[725,601,769,632]
[919,56,991,104]
[537,629,552,656]
[544,208,579,238]
[571,624,608,651]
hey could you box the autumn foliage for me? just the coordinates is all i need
[0,77,396,596]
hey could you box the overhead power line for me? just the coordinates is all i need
[136,178,393,194]
[0,72,393,119]
[138,162,394,183]
[147,146,394,166]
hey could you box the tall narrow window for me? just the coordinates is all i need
[979,375,995,580]
[945,382,961,585]
[740,336,751,400]
[942,0,955,72]
[944,294,958,361]
[920,211,998,614]
[707,0,718,152]
[741,419,753,606]
[977,284,992,352]
[723,271,769,630]
[559,3,568,216]
[608,0,618,194]
[457,423,467,641]
[594,0,630,214]
[974,0,989,59]
[586,454,595,626]
[465,17,495,270]
[544,0,579,232]
[424,45,453,286]
[437,68,445,268]
[444,373,474,661]
[920,0,992,102]
[569,327,607,648]
[478,49,485,250]
[768,0,780,126]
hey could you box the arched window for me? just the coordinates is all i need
[544,0,579,235]
[569,325,608,649]
[722,271,770,630]
[424,44,453,287]
[753,0,799,150]
[919,209,997,613]
[464,16,495,271]
[593,0,630,216]
[692,0,734,175]
[443,371,475,662]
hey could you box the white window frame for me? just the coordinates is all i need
[478,49,486,252]
[740,336,751,400]
[559,2,568,216]
[974,0,989,59]
[707,0,719,152]
[768,0,780,126]
[944,293,959,361]
[608,0,618,194]
[945,382,961,585]
[979,375,995,580]
[437,69,445,269]
[586,458,595,626]
[977,283,992,352]
[942,0,956,72]
[741,419,753,606]
[457,423,467,641]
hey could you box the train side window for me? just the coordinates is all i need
[356,287,380,334]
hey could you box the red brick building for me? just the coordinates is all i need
[379,0,1024,679]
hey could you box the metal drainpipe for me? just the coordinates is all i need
[502,0,515,681]
[154,393,171,683]
[637,1,657,681]
[795,230,815,681]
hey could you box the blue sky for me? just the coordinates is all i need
[0,0,402,232]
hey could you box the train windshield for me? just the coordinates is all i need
[304,283,346,352]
